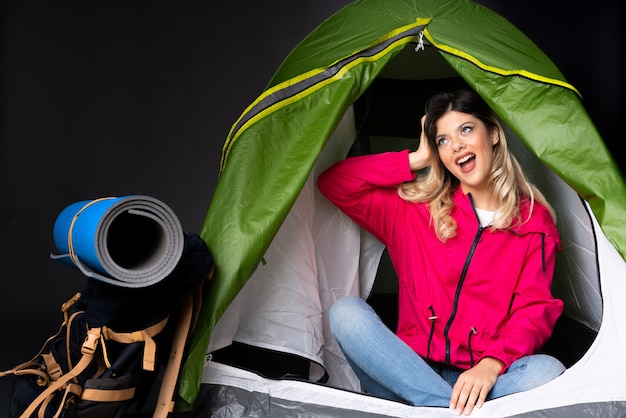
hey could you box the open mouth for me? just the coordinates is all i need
[456,153,476,171]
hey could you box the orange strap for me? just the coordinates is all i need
[20,328,102,418]
[50,383,83,418]
[153,274,209,418]
[66,198,115,266]
[153,293,195,418]
[81,386,135,402]
[100,316,169,372]
[37,392,57,418]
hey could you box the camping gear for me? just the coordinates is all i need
[2,198,214,418]
[51,195,185,288]
[178,0,626,416]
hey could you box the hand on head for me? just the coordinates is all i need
[408,114,432,171]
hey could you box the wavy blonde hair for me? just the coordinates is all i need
[399,89,556,242]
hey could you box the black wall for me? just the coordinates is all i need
[1,0,622,412]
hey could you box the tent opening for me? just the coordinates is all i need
[358,43,601,370]
[210,42,601,387]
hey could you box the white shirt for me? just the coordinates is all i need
[475,207,496,227]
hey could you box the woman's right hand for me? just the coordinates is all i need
[408,114,432,171]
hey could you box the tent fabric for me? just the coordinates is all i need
[196,191,626,418]
[205,109,385,390]
[194,360,626,418]
[177,0,626,414]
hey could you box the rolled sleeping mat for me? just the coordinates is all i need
[51,195,184,288]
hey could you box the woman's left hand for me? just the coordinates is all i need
[449,357,504,416]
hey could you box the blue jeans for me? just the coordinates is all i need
[329,296,565,407]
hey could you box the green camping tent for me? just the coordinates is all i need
[176,0,626,413]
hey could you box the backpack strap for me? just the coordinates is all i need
[152,265,213,417]
[153,265,211,418]
[50,383,83,418]
[81,385,135,402]
[39,390,61,418]
[153,292,194,418]
[20,327,102,418]
[100,315,169,372]
[0,294,84,385]
[41,353,62,382]
[0,361,50,386]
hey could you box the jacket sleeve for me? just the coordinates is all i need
[317,150,415,245]
[479,231,564,371]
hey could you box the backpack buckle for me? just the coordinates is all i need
[81,328,101,356]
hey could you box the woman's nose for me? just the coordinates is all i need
[452,137,465,152]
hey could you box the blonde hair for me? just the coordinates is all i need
[399,89,556,242]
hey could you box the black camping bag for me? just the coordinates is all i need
[2,232,214,418]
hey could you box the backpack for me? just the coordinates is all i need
[1,232,213,418]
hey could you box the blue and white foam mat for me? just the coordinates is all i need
[51,195,184,288]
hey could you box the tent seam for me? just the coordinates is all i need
[219,21,429,172]
[422,28,581,96]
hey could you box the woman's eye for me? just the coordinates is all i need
[436,137,449,147]
[461,125,473,134]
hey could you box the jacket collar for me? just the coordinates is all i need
[452,187,560,241]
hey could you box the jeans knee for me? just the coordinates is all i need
[508,354,565,390]
[535,354,566,377]
[329,296,364,338]
[489,354,566,400]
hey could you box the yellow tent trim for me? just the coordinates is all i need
[219,21,428,172]
[422,28,580,96]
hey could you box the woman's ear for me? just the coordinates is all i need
[491,129,500,146]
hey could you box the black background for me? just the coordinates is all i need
[1,0,623,412]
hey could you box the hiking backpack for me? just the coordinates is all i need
[1,232,213,418]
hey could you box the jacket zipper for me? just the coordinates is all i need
[443,194,484,366]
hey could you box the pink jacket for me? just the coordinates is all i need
[318,150,563,372]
